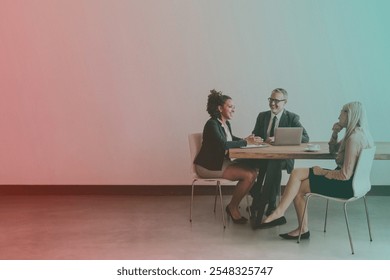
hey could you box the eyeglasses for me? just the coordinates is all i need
[268,98,286,104]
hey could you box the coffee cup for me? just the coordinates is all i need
[307,144,320,151]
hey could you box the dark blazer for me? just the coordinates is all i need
[194,118,247,171]
[252,110,309,173]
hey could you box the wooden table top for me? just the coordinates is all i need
[229,142,390,160]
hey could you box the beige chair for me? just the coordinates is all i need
[298,146,376,254]
[188,133,238,228]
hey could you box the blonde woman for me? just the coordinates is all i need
[259,101,374,239]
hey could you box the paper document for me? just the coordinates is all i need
[240,144,268,149]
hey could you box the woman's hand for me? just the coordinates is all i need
[245,134,263,145]
[313,166,328,176]
[330,122,343,141]
[332,122,343,134]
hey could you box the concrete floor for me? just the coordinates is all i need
[0,194,389,260]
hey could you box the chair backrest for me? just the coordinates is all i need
[352,146,376,197]
[188,133,203,178]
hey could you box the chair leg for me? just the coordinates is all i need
[324,199,329,232]
[190,179,196,223]
[246,195,251,217]
[213,184,218,213]
[298,195,311,243]
[343,202,355,255]
[278,185,282,205]
[363,196,373,242]
[217,181,226,229]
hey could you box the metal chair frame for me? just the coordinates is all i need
[188,133,237,229]
[298,146,376,254]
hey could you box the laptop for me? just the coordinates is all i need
[273,127,303,146]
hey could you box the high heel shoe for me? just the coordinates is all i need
[279,231,310,240]
[226,206,248,224]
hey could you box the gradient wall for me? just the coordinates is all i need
[1,0,389,185]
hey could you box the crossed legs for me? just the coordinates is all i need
[263,168,311,235]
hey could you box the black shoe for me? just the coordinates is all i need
[279,231,310,240]
[257,216,287,229]
[226,206,248,224]
[265,204,276,217]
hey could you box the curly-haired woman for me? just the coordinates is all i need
[194,89,263,224]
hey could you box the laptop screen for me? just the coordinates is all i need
[273,127,303,145]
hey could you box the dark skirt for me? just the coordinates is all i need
[309,168,354,199]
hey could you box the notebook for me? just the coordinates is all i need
[240,143,269,149]
[273,127,303,146]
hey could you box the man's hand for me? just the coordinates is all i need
[265,136,275,144]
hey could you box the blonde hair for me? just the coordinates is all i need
[340,101,374,151]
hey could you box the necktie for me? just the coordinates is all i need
[270,116,277,137]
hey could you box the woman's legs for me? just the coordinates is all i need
[289,178,310,235]
[222,165,257,219]
[263,168,311,229]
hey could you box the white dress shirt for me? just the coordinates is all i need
[266,110,284,138]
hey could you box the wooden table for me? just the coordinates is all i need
[230,142,390,160]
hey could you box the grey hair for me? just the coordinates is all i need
[272,88,288,99]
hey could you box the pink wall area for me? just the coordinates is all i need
[1,1,389,185]
[1,1,200,184]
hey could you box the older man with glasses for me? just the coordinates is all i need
[249,88,309,229]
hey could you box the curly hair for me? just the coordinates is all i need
[207,89,231,118]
